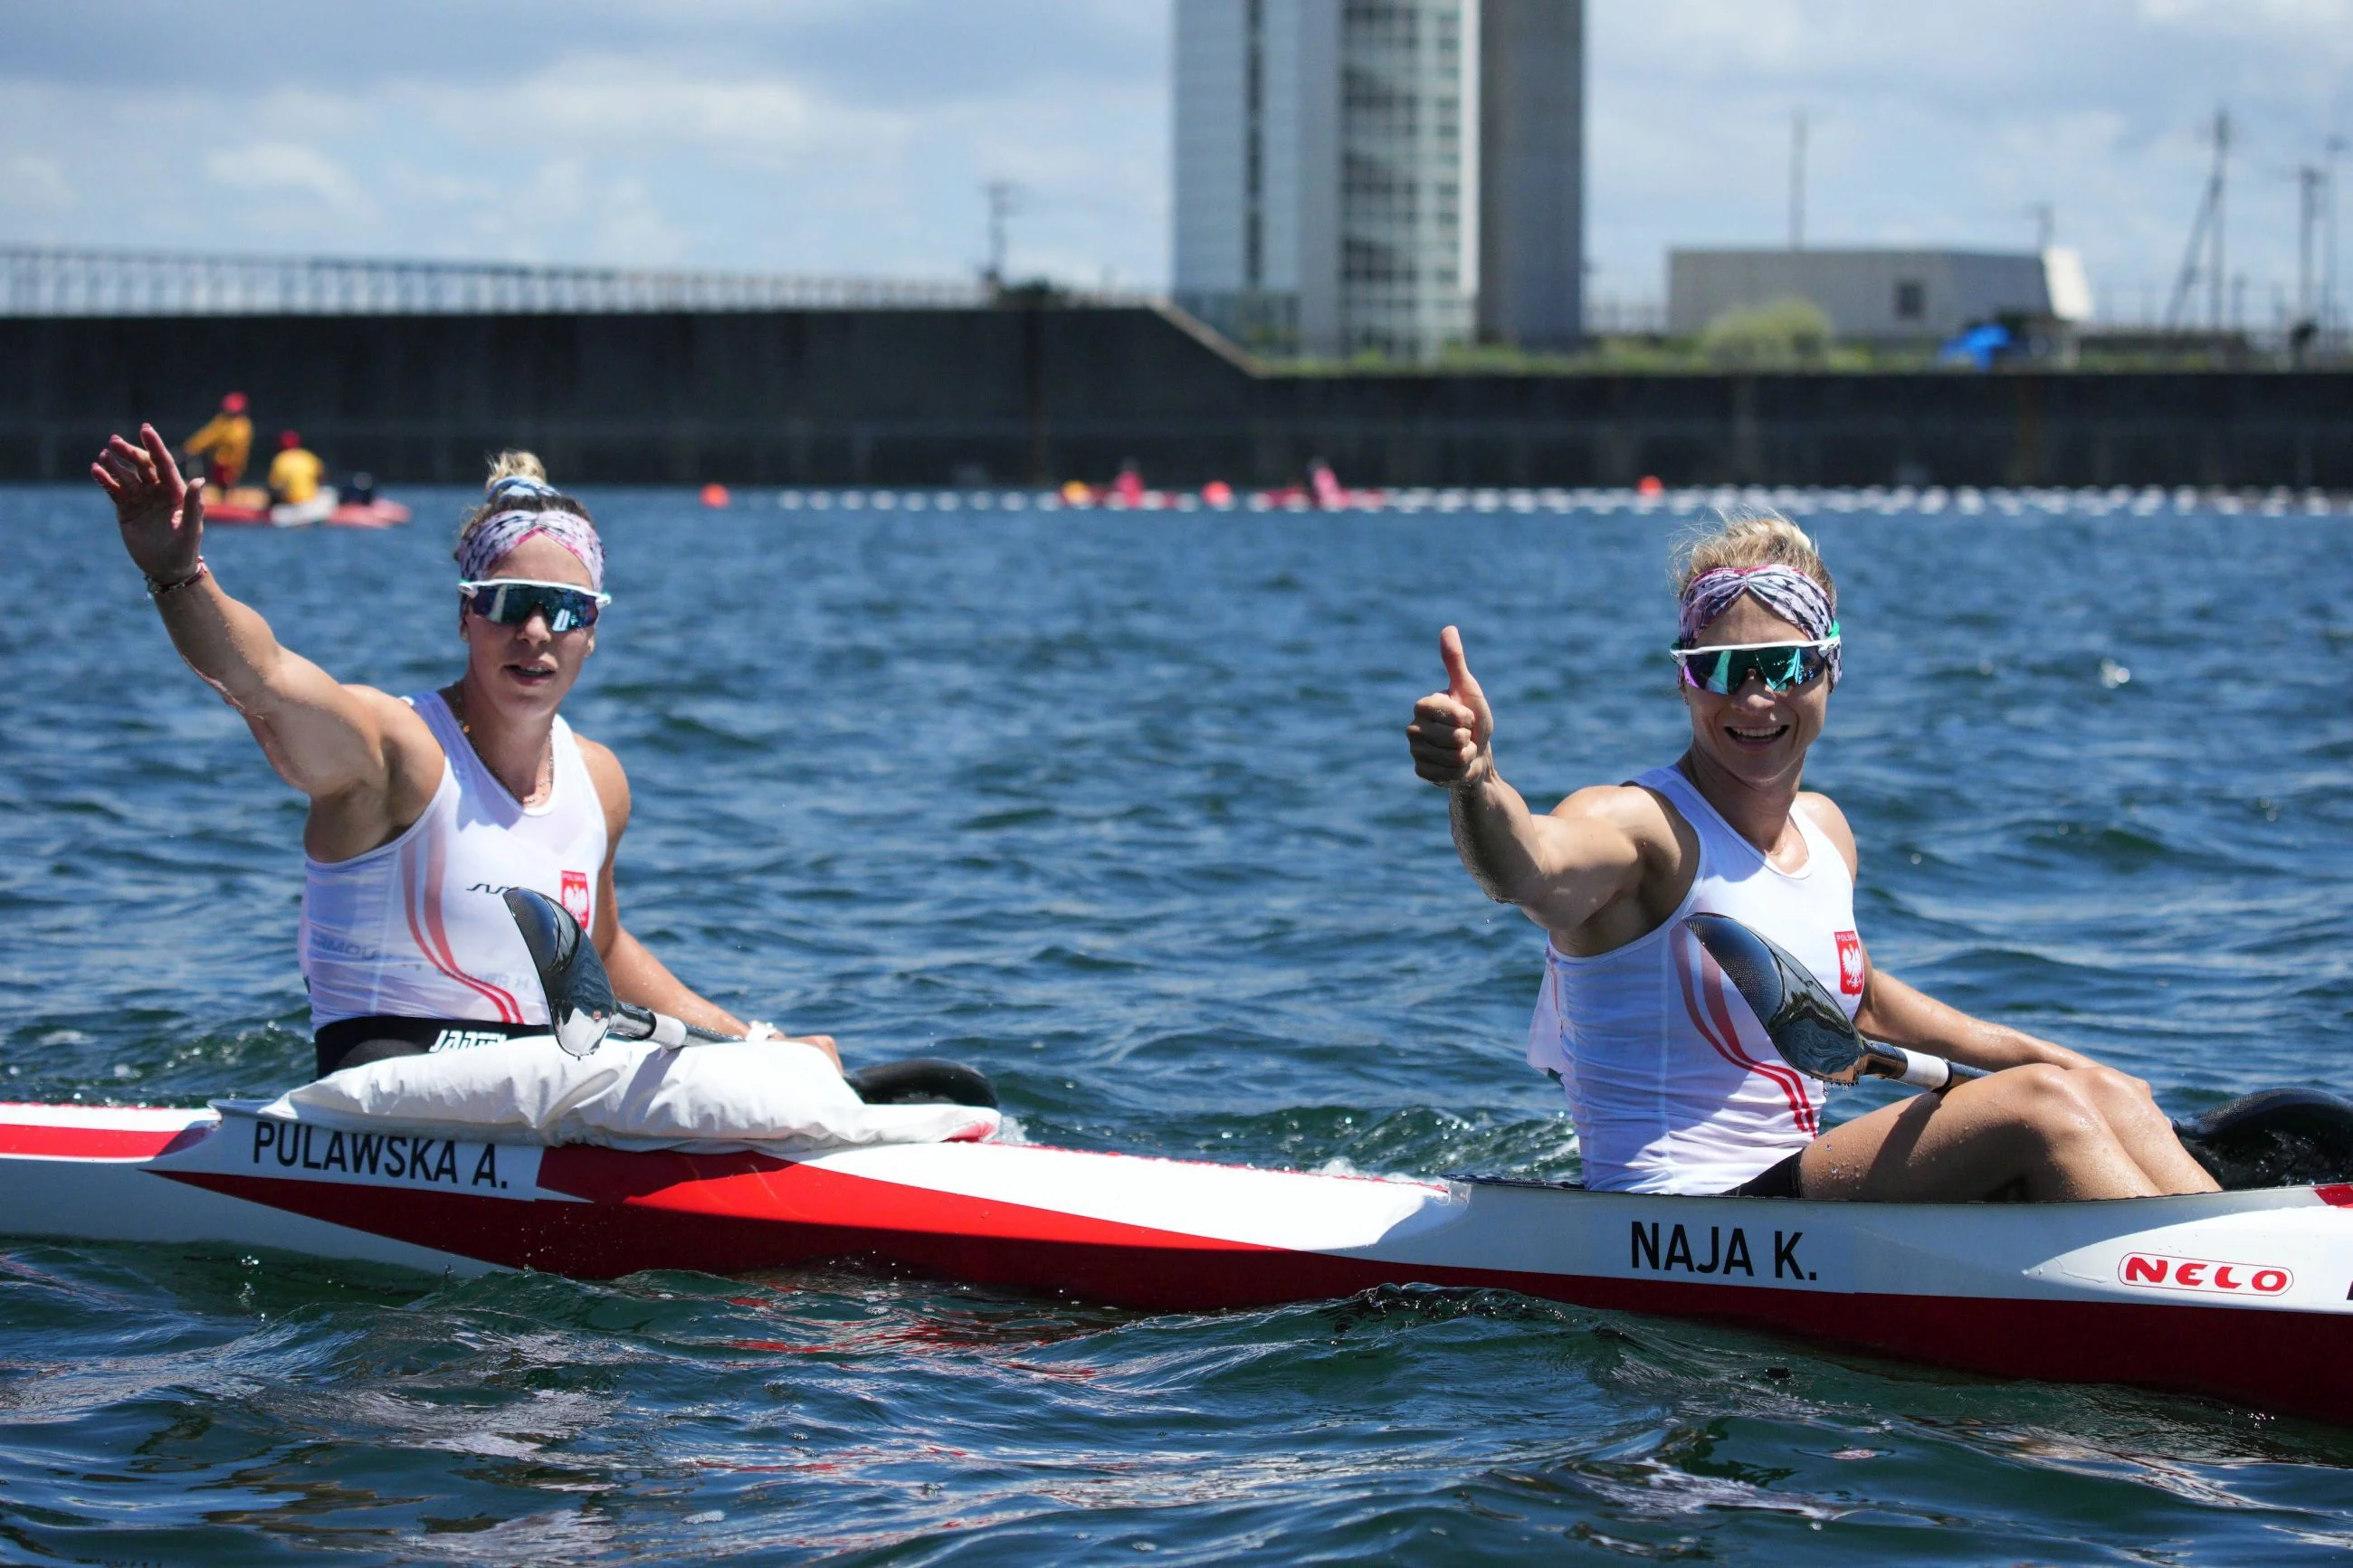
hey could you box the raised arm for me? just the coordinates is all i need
[92,425,433,853]
[1406,626,1648,940]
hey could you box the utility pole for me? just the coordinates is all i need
[2329,136,2346,340]
[2299,165,2325,324]
[2165,109,2231,330]
[2209,110,2230,330]
[2027,202,2054,252]
[984,180,1019,290]
[1788,110,1807,250]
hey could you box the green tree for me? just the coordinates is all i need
[1700,297,1836,369]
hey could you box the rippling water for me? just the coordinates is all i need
[4,483,2353,1562]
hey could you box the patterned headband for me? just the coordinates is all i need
[455,506,605,590]
[1677,565,1842,689]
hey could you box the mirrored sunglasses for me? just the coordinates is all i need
[1670,637,1838,695]
[458,579,611,633]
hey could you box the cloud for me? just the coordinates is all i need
[1,155,72,209]
[0,1,2345,320]
[455,62,834,150]
[1586,0,2353,322]
[202,142,368,210]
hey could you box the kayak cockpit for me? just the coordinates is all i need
[2177,1088,2353,1191]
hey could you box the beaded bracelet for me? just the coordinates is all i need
[146,559,210,599]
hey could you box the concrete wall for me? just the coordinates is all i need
[5,305,2349,489]
[0,306,1259,489]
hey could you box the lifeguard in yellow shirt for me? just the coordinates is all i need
[185,392,253,491]
[268,431,326,505]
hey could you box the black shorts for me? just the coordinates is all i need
[313,1015,544,1079]
[1725,1150,1805,1199]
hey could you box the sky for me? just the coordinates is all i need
[5,1,2350,325]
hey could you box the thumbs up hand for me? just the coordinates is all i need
[1407,625,1497,788]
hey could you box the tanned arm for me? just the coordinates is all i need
[94,425,434,858]
[1407,625,1651,942]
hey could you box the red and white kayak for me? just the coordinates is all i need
[200,492,410,527]
[327,499,410,528]
[7,1099,2352,1422]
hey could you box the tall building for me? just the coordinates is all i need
[1176,0,1517,362]
[1477,0,1583,351]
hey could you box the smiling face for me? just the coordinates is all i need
[459,532,597,721]
[1678,593,1830,793]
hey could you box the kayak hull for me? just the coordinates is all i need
[6,1102,2352,1422]
[328,499,410,528]
[201,497,408,527]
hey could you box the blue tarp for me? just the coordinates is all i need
[1938,323,2012,371]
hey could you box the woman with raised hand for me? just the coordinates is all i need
[92,424,836,1079]
[1405,508,2215,1202]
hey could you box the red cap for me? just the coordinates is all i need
[280,430,301,449]
[222,392,247,413]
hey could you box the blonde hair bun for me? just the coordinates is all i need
[1672,507,1835,603]
[484,450,550,492]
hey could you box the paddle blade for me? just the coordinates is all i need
[504,888,617,1059]
[1682,913,1867,1084]
[1682,913,1787,1021]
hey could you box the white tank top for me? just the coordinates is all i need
[300,692,607,1031]
[1527,765,1863,1195]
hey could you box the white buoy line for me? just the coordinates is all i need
[757,485,2350,518]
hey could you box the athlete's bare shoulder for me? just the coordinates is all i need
[296,685,445,859]
[571,732,633,835]
[1551,782,1678,844]
[1796,789,1860,878]
[1535,781,1699,951]
[1549,782,1692,881]
[345,684,443,777]
[347,682,433,731]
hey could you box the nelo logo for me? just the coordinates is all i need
[2118,1252,2291,1297]
[1834,931,1865,995]
[560,870,592,925]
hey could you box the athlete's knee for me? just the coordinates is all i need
[2065,1063,2165,1133]
[1995,1064,2109,1148]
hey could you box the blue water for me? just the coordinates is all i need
[5,483,2353,1563]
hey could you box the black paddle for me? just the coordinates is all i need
[503,888,731,1058]
[500,888,998,1108]
[1681,910,2353,1189]
[1682,913,1985,1090]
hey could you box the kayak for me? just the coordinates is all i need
[200,490,409,528]
[329,499,411,528]
[6,1098,2352,1423]
[203,495,326,527]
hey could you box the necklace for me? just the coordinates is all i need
[445,685,554,806]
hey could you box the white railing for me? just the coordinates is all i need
[0,246,1022,317]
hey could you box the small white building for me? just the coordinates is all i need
[1666,248,2093,342]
